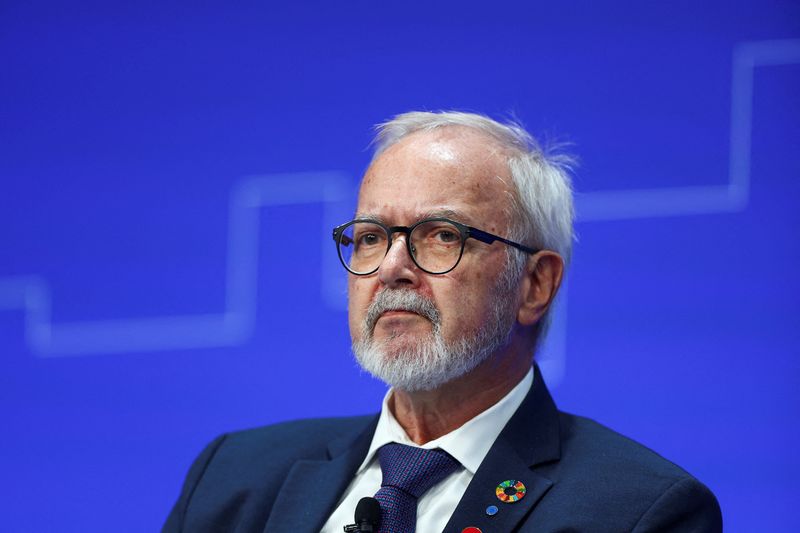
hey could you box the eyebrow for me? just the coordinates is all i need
[353,208,473,225]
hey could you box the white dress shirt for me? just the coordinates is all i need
[320,368,533,533]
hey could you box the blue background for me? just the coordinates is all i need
[1,1,798,531]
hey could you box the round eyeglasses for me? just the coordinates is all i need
[332,217,539,275]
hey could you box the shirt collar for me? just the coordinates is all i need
[357,367,534,474]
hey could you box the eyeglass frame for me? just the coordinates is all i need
[332,217,540,275]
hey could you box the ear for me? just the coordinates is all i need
[516,251,564,326]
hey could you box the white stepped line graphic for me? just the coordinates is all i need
[0,172,352,356]
[0,40,797,370]
[544,39,800,385]
[576,38,800,221]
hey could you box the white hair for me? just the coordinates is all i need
[372,111,575,265]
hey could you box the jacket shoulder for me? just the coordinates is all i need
[226,415,375,451]
[163,415,376,533]
[209,414,376,472]
[558,412,699,479]
[533,412,722,532]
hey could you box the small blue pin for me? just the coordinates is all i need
[485,505,499,516]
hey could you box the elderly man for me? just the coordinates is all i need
[164,112,722,532]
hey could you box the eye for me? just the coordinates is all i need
[434,229,459,243]
[358,233,381,246]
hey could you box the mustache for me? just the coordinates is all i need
[364,289,441,334]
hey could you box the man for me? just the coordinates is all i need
[164,111,722,532]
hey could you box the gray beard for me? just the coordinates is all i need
[352,281,518,392]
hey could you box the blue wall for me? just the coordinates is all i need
[1,2,798,530]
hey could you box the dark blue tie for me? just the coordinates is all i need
[374,443,460,532]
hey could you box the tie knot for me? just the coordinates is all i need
[377,443,460,498]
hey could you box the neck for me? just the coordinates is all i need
[389,346,532,444]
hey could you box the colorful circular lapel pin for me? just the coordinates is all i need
[496,479,527,503]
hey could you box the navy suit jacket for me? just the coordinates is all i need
[164,366,722,532]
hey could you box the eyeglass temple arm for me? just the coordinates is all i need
[467,227,538,255]
[333,227,354,246]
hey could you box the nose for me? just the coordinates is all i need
[377,235,420,288]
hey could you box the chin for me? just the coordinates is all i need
[352,334,491,393]
[352,287,518,392]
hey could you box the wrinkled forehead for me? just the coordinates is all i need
[356,128,517,227]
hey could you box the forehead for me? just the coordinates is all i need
[357,128,516,226]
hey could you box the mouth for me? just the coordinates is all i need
[378,309,421,319]
[363,289,442,336]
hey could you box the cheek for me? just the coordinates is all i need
[438,276,491,331]
[347,279,371,333]
[441,256,510,329]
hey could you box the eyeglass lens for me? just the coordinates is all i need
[338,220,464,274]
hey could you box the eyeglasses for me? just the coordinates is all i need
[332,217,539,275]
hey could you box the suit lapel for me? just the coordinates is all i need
[262,417,378,533]
[443,365,561,533]
[263,365,560,532]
